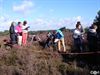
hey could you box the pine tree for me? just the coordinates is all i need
[94,10,100,50]
[94,10,100,34]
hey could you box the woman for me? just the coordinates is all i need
[54,29,66,52]
[9,22,16,45]
[87,24,98,51]
[15,22,22,46]
[22,21,29,46]
[73,23,84,52]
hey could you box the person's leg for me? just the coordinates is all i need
[61,38,66,52]
[23,33,27,46]
[18,36,22,46]
[89,39,94,52]
[20,36,22,46]
[12,34,16,44]
[15,33,17,44]
[22,33,27,46]
[10,34,13,44]
[88,42,93,52]
[58,40,61,51]
[79,38,84,52]
[74,38,80,52]
[77,39,82,52]
[74,39,77,52]
[25,33,28,45]
[45,39,49,48]
[47,41,51,48]
[22,33,25,45]
[18,36,20,45]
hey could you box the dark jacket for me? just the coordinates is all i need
[9,25,15,34]
[87,29,98,41]
[9,25,17,44]
[87,28,98,51]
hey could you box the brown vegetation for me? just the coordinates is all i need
[0,30,90,75]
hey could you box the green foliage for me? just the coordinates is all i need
[58,63,66,72]
[0,30,9,36]
[84,27,89,33]
[94,10,100,33]
[58,63,82,72]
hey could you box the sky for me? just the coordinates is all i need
[0,0,100,31]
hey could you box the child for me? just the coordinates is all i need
[54,29,66,52]
[87,24,98,52]
[15,22,22,46]
[73,23,84,52]
[45,31,55,48]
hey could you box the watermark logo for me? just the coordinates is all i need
[90,70,100,75]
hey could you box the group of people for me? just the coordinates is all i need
[9,20,99,52]
[87,24,98,52]
[45,29,66,52]
[45,21,99,53]
[9,21,29,46]
[73,21,99,52]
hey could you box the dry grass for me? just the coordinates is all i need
[0,31,89,75]
[0,43,89,75]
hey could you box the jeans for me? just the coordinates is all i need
[74,38,84,52]
[10,33,16,44]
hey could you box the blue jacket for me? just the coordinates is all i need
[56,29,64,39]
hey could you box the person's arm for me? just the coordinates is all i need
[9,26,15,34]
[73,30,81,38]
[23,26,30,30]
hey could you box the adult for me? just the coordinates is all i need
[87,24,98,52]
[73,22,84,52]
[15,22,22,46]
[9,22,16,45]
[22,21,29,46]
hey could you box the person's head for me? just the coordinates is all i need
[52,30,56,34]
[76,21,82,30]
[18,22,22,26]
[76,24,81,29]
[59,27,66,31]
[23,20,27,26]
[91,24,97,30]
[77,21,81,25]
[11,22,16,26]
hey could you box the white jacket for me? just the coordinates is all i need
[22,25,29,33]
[73,29,82,39]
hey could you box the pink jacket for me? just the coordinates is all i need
[15,25,22,33]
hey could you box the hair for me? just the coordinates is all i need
[59,27,66,31]
[18,22,21,25]
[77,21,81,25]
[76,24,81,28]
[11,22,15,26]
[52,30,56,34]
[91,24,97,29]
[23,21,27,25]
[76,21,81,28]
